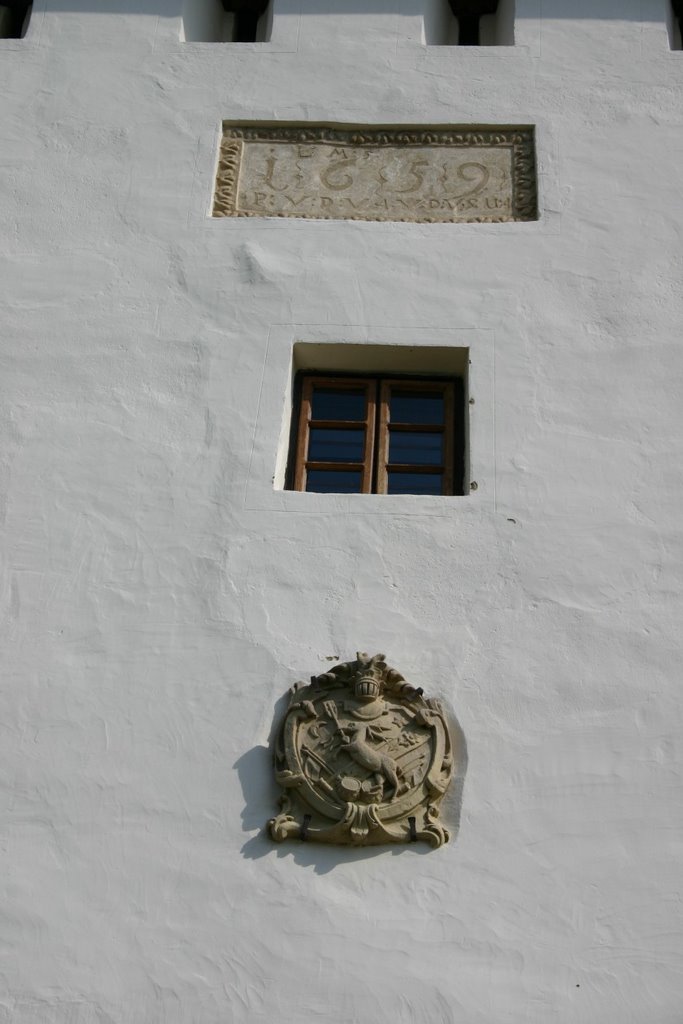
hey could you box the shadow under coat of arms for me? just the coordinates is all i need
[269,653,455,848]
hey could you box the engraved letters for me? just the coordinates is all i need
[213,124,537,223]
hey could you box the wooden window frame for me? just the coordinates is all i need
[376,379,455,497]
[294,377,376,494]
[289,374,464,496]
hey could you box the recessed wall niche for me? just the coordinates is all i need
[182,0,272,43]
[424,0,514,46]
[0,1,32,39]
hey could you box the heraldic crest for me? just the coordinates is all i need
[269,653,454,848]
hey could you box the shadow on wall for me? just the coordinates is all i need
[234,687,468,876]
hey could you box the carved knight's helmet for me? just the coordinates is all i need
[353,652,387,702]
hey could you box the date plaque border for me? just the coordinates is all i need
[212,122,537,224]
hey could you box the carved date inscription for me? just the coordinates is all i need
[213,124,537,223]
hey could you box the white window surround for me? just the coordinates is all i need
[243,324,495,515]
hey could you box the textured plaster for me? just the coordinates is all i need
[1,1,683,1022]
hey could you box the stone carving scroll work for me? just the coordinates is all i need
[269,653,456,848]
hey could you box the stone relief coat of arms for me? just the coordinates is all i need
[269,653,455,848]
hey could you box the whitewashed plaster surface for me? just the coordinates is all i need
[1,1,683,1021]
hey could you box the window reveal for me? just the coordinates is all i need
[290,376,465,496]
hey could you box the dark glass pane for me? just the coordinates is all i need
[308,428,365,463]
[389,431,443,466]
[387,472,443,495]
[390,390,444,425]
[306,470,362,493]
[311,388,366,422]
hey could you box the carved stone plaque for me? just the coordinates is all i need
[269,653,454,848]
[213,123,537,223]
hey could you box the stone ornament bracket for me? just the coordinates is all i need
[213,123,538,224]
[269,653,456,848]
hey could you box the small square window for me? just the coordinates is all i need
[288,374,465,496]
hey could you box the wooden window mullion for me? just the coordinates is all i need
[442,382,455,495]
[294,377,314,491]
[376,381,391,495]
[361,383,377,493]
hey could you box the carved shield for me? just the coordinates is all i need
[269,653,454,848]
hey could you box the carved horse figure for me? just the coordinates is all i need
[338,722,401,798]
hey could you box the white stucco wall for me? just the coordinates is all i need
[2,2,683,1021]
